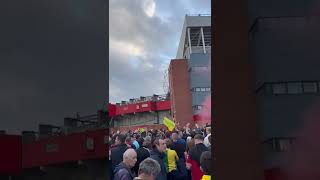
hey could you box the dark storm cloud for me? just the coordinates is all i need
[0,0,107,133]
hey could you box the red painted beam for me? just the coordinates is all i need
[0,135,22,175]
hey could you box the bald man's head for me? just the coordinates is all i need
[123,148,137,168]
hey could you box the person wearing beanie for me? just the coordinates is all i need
[133,137,150,175]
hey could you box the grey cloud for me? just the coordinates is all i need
[109,0,210,103]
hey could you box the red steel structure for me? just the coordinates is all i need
[22,128,108,169]
[0,135,22,175]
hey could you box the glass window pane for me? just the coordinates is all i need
[287,82,302,94]
[201,88,206,91]
[263,84,273,94]
[303,82,318,93]
[196,88,201,91]
[278,139,291,152]
[272,83,287,94]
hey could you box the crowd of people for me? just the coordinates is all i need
[108,125,212,180]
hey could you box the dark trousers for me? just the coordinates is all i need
[167,171,176,180]
[187,170,192,180]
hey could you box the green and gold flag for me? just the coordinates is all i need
[163,117,175,131]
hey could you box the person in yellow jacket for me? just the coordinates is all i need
[164,139,179,180]
[200,151,212,180]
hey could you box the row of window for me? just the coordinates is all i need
[188,66,210,72]
[193,105,203,111]
[191,87,211,92]
[258,81,320,95]
[262,137,296,152]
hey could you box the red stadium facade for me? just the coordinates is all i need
[109,94,172,130]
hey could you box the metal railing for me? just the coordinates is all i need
[116,94,170,106]
[187,14,211,17]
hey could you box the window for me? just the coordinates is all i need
[303,82,318,93]
[191,66,209,72]
[258,81,320,95]
[287,82,302,94]
[277,139,292,152]
[272,83,287,94]
[263,138,295,152]
[193,105,203,111]
[264,83,273,94]
[192,87,211,92]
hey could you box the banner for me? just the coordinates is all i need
[163,117,175,131]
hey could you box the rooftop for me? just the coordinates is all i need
[176,15,212,59]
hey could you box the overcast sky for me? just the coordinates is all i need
[0,0,107,134]
[109,0,211,103]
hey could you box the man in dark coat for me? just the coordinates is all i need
[111,134,129,172]
[187,134,208,180]
[114,148,137,180]
[171,132,186,160]
[133,137,150,175]
[150,137,167,180]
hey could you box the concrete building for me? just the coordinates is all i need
[248,3,320,175]
[169,15,211,126]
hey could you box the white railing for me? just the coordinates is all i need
[116,94,169,106]
[187,14,211,17]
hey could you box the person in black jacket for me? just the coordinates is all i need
[111,134,129,174]
[188,134,208,180]
[171,132,186,160]
[133,137,150,175]
[150,137,167,180]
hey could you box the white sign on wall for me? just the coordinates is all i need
[86,137,94,151]
[45,144,59,153]
[141,104,148,108]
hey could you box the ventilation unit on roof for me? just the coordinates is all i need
[153,94,159,101]
[38,124,61,139]
[64,118,78,128]
[140,96,146,101]
[22,131,37,144]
